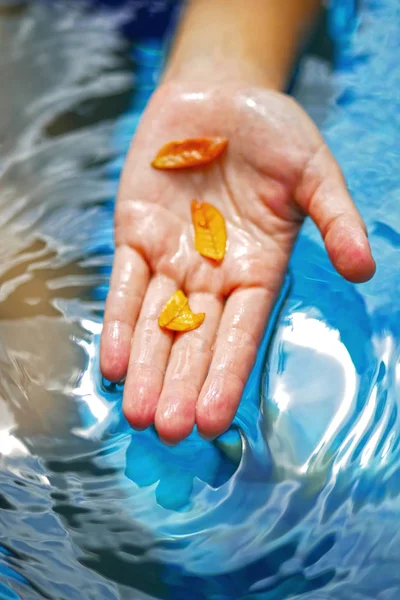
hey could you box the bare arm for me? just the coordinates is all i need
[164,0,321,90]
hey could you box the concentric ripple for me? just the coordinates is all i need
[1,1,400,599]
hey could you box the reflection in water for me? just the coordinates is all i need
[266,311,358,477]
[1,0,400,599]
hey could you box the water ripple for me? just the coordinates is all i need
[1,1,400,599]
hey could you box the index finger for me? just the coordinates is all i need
[195,286,274,440]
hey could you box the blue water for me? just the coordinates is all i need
[0,0,400,598]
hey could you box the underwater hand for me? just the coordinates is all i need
[100,81,375,444]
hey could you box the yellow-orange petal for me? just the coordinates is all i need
[191,200,227,262]
[151,137,228,170]
[158,290,205,332]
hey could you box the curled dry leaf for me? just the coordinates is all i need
[151,137,228,170]
[191,200,227,262]
[158,290,205,332]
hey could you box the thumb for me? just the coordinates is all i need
[296,143,376,283]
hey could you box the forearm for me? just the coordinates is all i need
[163,0,321,91]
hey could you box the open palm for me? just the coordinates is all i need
[100,81,375,444]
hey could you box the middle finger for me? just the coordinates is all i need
[155,292,223,444]
[123,274,177,430]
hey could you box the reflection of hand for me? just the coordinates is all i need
[100,81,375,445]
[125,428,237,511]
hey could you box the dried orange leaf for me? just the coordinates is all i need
[158,290,205,332]
[191,200,227,262]
[151,137,228,170]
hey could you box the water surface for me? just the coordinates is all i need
[1,1,400,599]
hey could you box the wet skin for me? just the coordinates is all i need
[100,81,375,444]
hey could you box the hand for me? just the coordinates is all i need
[100,81,375,444]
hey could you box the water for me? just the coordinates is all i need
[0,1,399,598]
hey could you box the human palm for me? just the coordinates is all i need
[101,81,375,444]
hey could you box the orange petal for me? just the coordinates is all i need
[158,290,205,332]
[191,200,227,262]
[151,137,228,170]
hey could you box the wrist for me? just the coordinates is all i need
[162,55,284,92]
[159,0,321,94]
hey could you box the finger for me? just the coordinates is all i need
[155,293,223,444]
[123,274,176,430]
[196,287,273,440]
[100,245,150,382]
[296,143,376,283]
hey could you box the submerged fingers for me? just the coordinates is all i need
[106,264,274,441]
[145,285,273,443]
